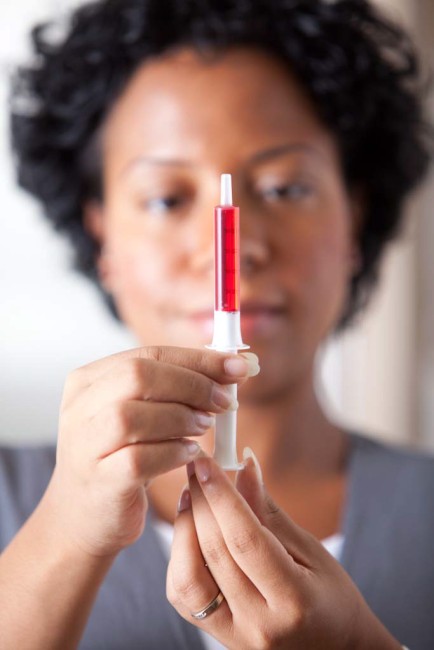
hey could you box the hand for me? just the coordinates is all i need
[43,346,252,558]
[167,452,402,650]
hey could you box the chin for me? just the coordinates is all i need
[245,347,313,400]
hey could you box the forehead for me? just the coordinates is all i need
[102,46,334,167]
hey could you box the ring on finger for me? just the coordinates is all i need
[190,591,225,620]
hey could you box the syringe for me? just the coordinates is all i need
[207,174,249,470]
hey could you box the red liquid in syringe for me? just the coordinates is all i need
[214,205,240,312]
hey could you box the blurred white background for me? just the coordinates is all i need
[0,0,433,448]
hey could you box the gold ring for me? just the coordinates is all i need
[190,591,225,620]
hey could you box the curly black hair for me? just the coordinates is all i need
[10,0,432,327]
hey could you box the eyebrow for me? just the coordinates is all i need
[121,156,195,177]
[122,142,321,177]
[247,142,322,165]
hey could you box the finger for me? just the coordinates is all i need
[188,465,264,614]
[67,359,239,420]
[98,439,201,489]
[167,487,232,635]
[86,401,215,459]
[236,448,321,568]
[191,455,309,600]
[63,347,259,405]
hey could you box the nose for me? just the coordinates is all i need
[239,203,271,277]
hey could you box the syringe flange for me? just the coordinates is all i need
[206,311,249,352]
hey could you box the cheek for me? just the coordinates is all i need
[312,227,350,287]
[287,213,352,324]
[312,224,352,325]
[107,235,175,308]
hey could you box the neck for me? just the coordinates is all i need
[236,366,346,483]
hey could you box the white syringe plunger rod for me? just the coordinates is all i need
[220,173,233,205]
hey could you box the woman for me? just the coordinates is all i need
[1,0,432,648]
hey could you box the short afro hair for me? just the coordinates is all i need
[10,0,432,326]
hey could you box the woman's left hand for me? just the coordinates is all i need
[167,451,401,650]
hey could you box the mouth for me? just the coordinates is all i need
[240,301,286,315]
[185,301,288,340]
[240,304,287,339]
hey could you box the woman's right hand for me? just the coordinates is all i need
[43,346,251,558]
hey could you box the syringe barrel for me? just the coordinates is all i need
[214,206,240,312]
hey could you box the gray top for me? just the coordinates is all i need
[0,433,433,649]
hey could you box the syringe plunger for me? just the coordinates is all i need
[220,173,233,205]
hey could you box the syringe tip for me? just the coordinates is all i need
[220,173,232,206]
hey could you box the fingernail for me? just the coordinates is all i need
[211,385,237,411]
[193,411,215,432]
[177,486,191,512]
[184,441,201,458]
[224,356,249,377]
[242,447,263,484]
[194,457,211,483]
[239,352,260,377]
[224,354,260,378]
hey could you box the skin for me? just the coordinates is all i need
[0,47,401,649]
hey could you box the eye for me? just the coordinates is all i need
[143,194,186,214]
[260,182,313,203]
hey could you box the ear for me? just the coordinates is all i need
[83,200,113,292]
[83,199,105,246]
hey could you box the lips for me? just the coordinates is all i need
[185,301,287,340]
[240,301,286,315]
[240,305,287,338]
[186,300,286,318]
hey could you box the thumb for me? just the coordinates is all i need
[235,447,265,516]
[236,447,283,527]
[236,447,320,567]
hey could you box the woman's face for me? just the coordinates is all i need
[89,48,359,400]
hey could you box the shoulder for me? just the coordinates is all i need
[350,431,434,482]
[0,444,56,489]
[348,432,434,518]
[0,442,56,469]
[343,434,434,644]
[0,445,56,546]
